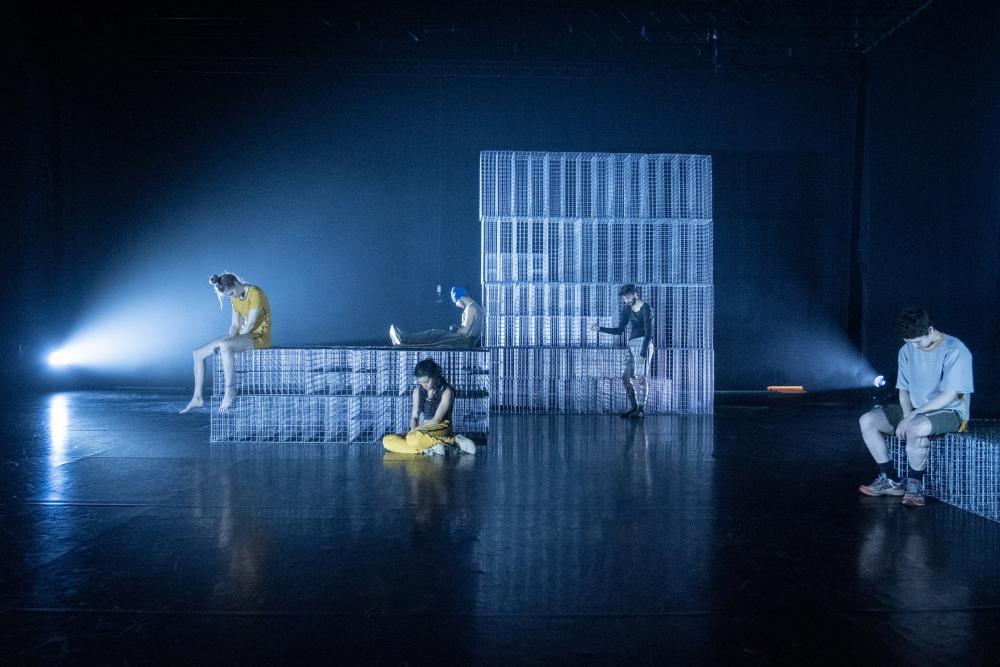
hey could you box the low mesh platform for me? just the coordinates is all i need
[210,347,489,443]
[888,422,1000,522]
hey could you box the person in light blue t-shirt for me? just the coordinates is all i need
[857,307,974,507]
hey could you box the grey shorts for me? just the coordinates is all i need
[623,340,654,379]
[881,404,966,435]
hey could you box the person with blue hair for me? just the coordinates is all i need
[389,286,482,348]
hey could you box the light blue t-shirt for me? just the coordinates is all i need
[896,334,974,421]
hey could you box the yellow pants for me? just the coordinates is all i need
[382,421,456,454]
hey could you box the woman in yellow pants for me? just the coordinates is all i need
[383,358,475,455]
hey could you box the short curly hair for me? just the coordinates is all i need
[413,358,448,390]
[896,306,933,339]
[619,283,639,297]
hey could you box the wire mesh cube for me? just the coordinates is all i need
[211,347,490,443]
[888,423,1000,522]
[482,150,714,414]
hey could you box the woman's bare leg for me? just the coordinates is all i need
[181,336,229,413]
[218,334,254,412]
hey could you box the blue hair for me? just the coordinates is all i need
[450,287,468,304]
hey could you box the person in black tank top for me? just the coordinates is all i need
[382,358,476,455]
[590,284,655,418]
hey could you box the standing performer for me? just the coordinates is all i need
[590,284,654,418]
[181,273,272,414]
[389,286,482,348]
[383,358,476,455]
[858,306,973,507]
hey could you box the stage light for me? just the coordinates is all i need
[873,374,886,387]
[48,349,71,367]
[44,295,195,372]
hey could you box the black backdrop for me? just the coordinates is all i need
[4,2,996,413]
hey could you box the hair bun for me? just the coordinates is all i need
[210,274,221,284]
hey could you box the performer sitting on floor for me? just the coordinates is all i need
[858,306,973,507]
[389,286,482,348]
[181,272,272,414]
[590,283,654,419]
[383,358,476,455]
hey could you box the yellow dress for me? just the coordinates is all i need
[231,285,272,349]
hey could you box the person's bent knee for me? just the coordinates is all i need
[859,409,882,431]
[905,418,933,440]
[383,434,409,453]
[405,431,425,447]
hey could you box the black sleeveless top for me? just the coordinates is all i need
[419,383,453,421]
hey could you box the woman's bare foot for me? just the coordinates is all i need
[219,387,236,412]
[180,396,204,414]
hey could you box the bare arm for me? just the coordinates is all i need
[239,308,261,335]
[410,387,420,430]
[423,387,454,426]
[912,390,960,415]
[898,389,913,415]
[229,309,241,337]
[895,389,961,438]
[456,304,477,336]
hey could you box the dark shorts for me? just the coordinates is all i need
[881,404,966,435]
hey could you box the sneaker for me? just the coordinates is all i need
[902,478,926,506]
[859,473,905,497]
[620,407,637,419]
[455,434,477,454]
[630,407,645,419]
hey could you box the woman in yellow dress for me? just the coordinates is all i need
[181,273,271,414]
[383,358,476,455]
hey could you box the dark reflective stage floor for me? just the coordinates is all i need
[2,389,999,664]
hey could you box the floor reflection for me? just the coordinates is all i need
[857,507,973,657]
[46,394,69,498]
[473,414,716,615]
[7,390,1000,662]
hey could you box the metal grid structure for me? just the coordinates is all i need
[889,423,1000,523]
[210,347,489,442]
[481,150,713,414]
[31,3,932,83]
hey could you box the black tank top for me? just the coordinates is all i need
[419,384,452,421]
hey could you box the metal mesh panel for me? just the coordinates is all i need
[483,284,713,349]
[482,150,714,414]
[210,348,489,442]
[481,219,712,284]
[888,423,1000,522]
[480,152,713,220]
[489,348,712,414]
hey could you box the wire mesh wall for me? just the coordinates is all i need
[210,348,489,443]
[481,150,714,414]
[888,423,1000,523]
